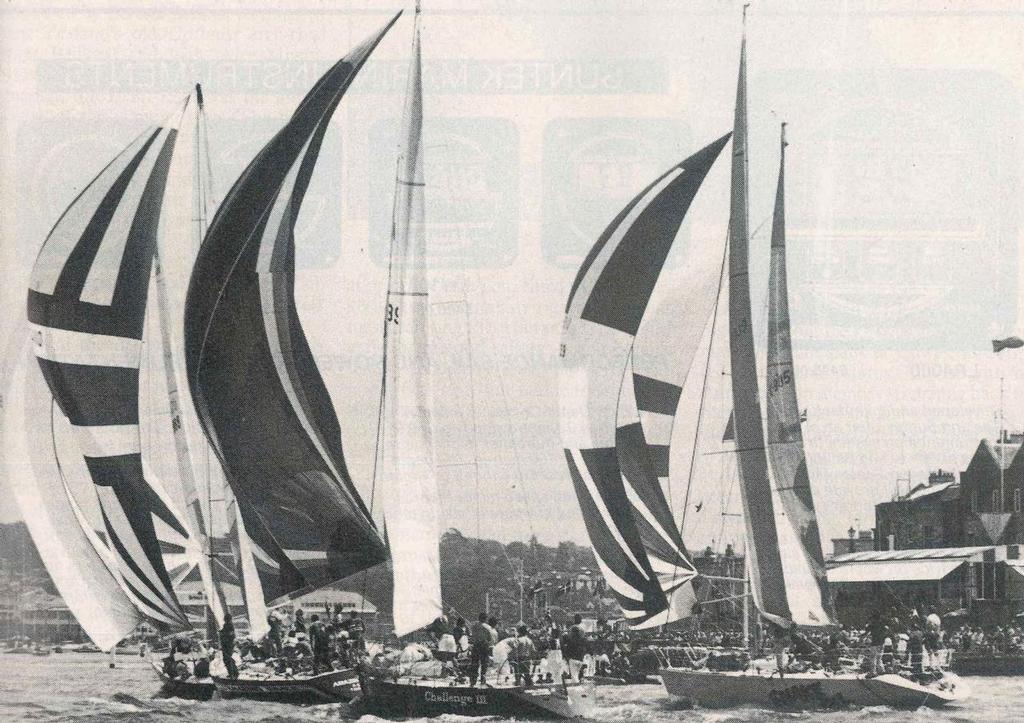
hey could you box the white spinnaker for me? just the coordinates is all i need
[149,88,228,628]
[4,343,143,651]
[381,13,442,638]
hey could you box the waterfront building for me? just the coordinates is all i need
[876,469,961,550]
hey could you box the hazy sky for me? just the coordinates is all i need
[2,1,1023,554]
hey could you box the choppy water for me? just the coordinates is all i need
[0,652,1019,722]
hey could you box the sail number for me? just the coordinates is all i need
[386,303,400,325]
[770,369,792,393]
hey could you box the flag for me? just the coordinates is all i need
[993,336,1024,353]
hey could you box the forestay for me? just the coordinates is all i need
[26,114,191,630]
[380,9,443,638]
[560,135,730,624]
[184,14,401,604]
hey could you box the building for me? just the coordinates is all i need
[959,431,1023,546]
[830,527,875,558]
[875,469,961,550]
[829,545,1024,626]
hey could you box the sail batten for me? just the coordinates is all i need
[184,14,400,603]
[561,135,729,627]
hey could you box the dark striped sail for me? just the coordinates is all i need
[764,125,836,626]
[560,135,730,625]
[26,117,190,630]
[728,32,789,624]
[184,14,400,604]
[615,357,699,628]
[620,228,729,628]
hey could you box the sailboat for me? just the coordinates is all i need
[562,10,969,711]
[343,6,592,719]
[178,10,408,706]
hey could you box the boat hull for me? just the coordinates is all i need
[951,653,1024,676]
[150,662,216,701]
[213,668,360,704]
[660,667,969,709]
[359,675,595,719]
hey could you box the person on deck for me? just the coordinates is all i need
[767,621,789,679]
[511,625,537,687]
[293,608,306,634]
[453,617,469,651]
[867,609,888,675]
[267,612,283,657]
[563,614,588,681]
[343,611,365,653]
[309,614,331,674]
[219,616,239,679]
[469,612,496,686]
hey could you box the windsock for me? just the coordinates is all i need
[993,336,1024,352]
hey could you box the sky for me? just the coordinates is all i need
[1,0,1023,554]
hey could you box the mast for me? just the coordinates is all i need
[726,6,790,624]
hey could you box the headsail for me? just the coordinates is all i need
[560,135,730,624]
[27,112,191,630]
[153,85,226,629]
[727,26,790,624]
[765,124,835,626]
[184,14,400,604]
[4,343,145,650]
[380,7,443,637]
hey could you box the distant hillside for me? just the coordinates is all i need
[0,522,607,624]
[334,528,605,624]
[0,521,56,597]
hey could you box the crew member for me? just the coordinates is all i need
[219,616,239,679]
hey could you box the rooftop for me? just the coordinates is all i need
[829,545,994,566]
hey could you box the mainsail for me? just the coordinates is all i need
[184,14,400,604]
[764,124,835,626]
[26,112,191,630]
[4,344,145,650]
[560,135,730,624]
[726,27,790,624]
[380,7,443,638]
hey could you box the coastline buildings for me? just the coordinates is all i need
[827,432,1024,624]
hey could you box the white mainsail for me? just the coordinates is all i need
[4,343,144,650]
[381,6,443,637]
